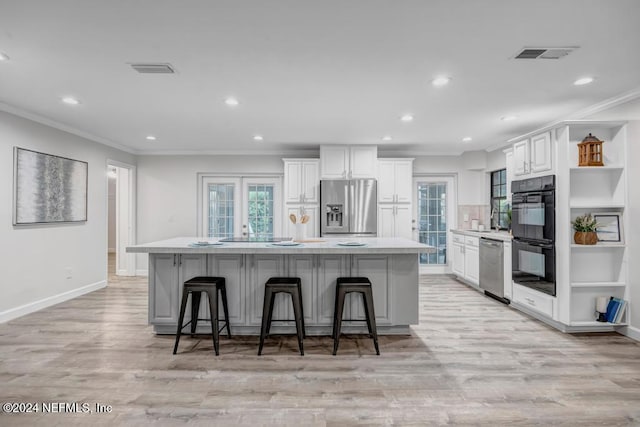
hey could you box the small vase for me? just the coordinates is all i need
[574,231,598,245]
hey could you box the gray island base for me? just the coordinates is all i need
[127,237,434,335]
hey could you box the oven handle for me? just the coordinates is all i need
[518,242,554,249]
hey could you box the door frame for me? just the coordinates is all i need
[106,159,137,277]
[413,175,457,274]
[197,173,283,238]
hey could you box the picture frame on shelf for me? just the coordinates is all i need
[593,213,623,244]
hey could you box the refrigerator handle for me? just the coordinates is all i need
[348,180,354,232]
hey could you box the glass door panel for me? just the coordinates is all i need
[415,179,453,266]
[243,178,281,239]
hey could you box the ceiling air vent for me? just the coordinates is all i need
[514,47,578,59]
[130,63,175,74]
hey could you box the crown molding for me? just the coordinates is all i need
[0,101,138,155]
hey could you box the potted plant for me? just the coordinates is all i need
[571,213,599,245]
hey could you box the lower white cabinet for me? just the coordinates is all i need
[512,282,554,318]
[378,204,412,239]
[149,253,207,325]
[451,233,479,286]
[285,205,319,239]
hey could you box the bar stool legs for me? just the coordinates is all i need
[332,277,380,356]
[173,277,230,356]
[258,277,305,356]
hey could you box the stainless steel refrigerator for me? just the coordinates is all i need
[320,179,377,237]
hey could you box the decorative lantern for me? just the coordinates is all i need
[577,133,604,166]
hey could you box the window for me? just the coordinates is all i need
[416,182,448,265]
[490,169,509,230]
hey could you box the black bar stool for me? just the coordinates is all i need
[173,276,231,356]
[258,277,305,356]
[332,277,380,356]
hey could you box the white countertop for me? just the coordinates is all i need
[450,229,513,242]
[127,237,436,254]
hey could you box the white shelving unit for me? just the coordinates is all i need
[555,121,630,330]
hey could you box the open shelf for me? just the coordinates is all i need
[571,244,626,249]
[571,281,626,288]
[569,202,625,209]
[570,321,627,327]
[569,166,624,171]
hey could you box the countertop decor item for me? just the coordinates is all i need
[289,214,297,224]
[577,133,604,166]
[593,212,623,244]
[572,213,599,245]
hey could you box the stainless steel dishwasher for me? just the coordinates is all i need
[479,238,508,303]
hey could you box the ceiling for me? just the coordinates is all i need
[1,0,640,155]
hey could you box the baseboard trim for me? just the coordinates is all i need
[621,325,640,342]
[135,269,148,277]
[0,280,107,323]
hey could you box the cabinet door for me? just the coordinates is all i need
[288,255,316,324]
[505,149,514,202]
[320,145,349,179]
[209,254,245,324]
[285,205,319,239]
[284,161,302,204]
[377,205,395,238]
[351,255,391,325]
[301,160,319,203]
[149,254,180,324]
[464,245,479,285]
[247,255,286,325]
[394,161,413,203]
[530,132,552,173]
[513,140,530,176]
[394,204,413,240]
[349,146,377,178]
[316,255,349,325]
[377,160,396,203]
[178,254,208,324]
[451,243,465,277]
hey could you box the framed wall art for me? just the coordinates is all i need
[593,212,623,244]
[13,147,88,225]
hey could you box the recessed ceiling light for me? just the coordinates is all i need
[146,135,157,141]
[0,52,9,61]
[432,76,451,87]
[574,77,594,86]
[501,115,518,121]
[382,135,392,141]
[62,97,80,105]
[253,135,263,141]
[400,114,414,122]
[462,137,472,142]
[225,97,239,106]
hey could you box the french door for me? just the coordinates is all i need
[200,176,282,239]
[413,176,456,273]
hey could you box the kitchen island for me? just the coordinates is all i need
[127,237,434,335]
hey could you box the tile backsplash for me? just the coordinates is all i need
[458,205,490,230]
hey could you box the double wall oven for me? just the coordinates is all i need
[511,175,556,296]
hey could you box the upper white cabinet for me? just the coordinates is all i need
[283,159,319,204]
[377,159,414,204]
[504,148,514,202]
[320,145,377,179]
[512,132,552,177]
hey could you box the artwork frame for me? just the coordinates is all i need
[13,147,88,225]
[593,212,623,244]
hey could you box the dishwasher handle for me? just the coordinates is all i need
[480,238,503,247]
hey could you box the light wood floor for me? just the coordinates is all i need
[1,257,639,426]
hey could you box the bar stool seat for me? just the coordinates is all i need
[332,277,380,355]
[258,277,305,356]
[173,276,231,356]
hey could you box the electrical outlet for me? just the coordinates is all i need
[463,214,469,222]
[65,267,73,279]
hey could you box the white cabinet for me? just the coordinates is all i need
[464,237,479,285]
[320,145,377,179]
[351,255,392,325]
[283,159,319,204]
[247,255,286,326]
[504,148,514,202]
[512,132,552,177]
[450,233,479,286]
[377,159,413,204]
[378,204,412,239]
[208,254,245,325]
[148,254,207,325]
[283,159,319,238]
[316,255,349,325]
[285,205,318,239]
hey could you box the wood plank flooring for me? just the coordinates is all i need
[1,258,639,425]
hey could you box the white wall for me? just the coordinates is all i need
[0,111,135,321]
[413,155,487,204]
